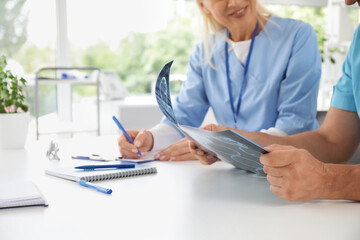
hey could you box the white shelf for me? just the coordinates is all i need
[34,67,101,139]
[36,78,97,85]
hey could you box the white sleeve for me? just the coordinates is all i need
[150,123,184,152]
[260,127,288,137]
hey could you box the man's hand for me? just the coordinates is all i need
[260,144,328,202]
[117,129,154,159]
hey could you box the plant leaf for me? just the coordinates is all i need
[0,104,5,113]
[20,104,28,112]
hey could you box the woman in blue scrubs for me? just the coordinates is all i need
[118,0,321,160]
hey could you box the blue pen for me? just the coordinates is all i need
[75,163,135,170]
[77,180,112,194]
[112,115,142,156]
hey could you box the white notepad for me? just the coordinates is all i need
[0,181,48,209]
[45,163,157,182]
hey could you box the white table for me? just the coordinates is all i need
[1,136,360,240]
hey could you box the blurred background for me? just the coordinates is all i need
[1,0,359,140]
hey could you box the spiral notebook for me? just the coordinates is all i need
[45,163,157,182]
[0,181,48,209]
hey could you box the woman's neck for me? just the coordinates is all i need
[229,15,269,42]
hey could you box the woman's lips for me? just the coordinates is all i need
[229,6,247,18]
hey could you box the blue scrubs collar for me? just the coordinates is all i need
[225,21,259,128]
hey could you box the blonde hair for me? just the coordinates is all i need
[197,0,271,69]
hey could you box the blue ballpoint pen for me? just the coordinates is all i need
[74,163,135,170]
[112,115,142,156]
[71,154,118,161]
[77,180,112,194]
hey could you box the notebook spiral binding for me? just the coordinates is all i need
[83,167,157,182]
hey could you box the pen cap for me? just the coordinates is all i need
[77,180,112,194]
[78,180,90,187]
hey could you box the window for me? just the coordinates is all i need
[66,0,198,95]
[2,0,359,120]
[0,0,57,118]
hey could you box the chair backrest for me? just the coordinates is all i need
[316,110,327,125]
[348,145,360,164]
[99,70,128,100]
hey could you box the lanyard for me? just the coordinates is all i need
[225,21,259,128]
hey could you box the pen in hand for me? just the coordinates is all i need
[112,116,142,157]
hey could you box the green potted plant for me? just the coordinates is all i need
[0,55,30,149]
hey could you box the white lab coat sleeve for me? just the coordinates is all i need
[275,22,321,135]
[260,127,288,137]
[150,123,183,152]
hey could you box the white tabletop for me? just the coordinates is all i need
[0,135,359,240]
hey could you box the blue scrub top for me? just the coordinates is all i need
[163,16,321,135]
[331,25,360,116]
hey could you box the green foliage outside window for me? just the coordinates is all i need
[78,18,197,94]
[4,3,359,98]
[14,44,55,74]
[0,0,27,57]
[2,0,358,119]
[265,5,331,62]
[13,45,56,117]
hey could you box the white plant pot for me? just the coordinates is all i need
[0,112,30,149]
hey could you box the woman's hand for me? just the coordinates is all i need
[201,123,230,132]
[187,124,229,165]
[155,138,195,161]
[155,124,231,162]
[189,141,220,165]
[117,129,154,159]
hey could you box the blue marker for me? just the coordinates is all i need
[112,116,142,156]
[77,180,112,194]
